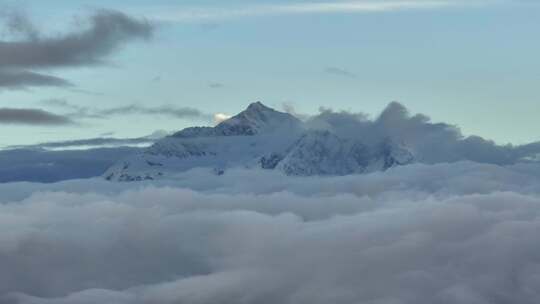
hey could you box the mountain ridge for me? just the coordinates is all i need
[104,102,415,181]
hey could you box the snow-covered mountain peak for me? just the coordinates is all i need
[245,101,270,112]
[172,102,301,138]
[214,101,301,136]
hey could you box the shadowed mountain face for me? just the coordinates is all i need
[104,102,415,181]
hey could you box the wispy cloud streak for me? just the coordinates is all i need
[148,0,470,23]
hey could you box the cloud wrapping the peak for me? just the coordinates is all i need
[307,101,540,165]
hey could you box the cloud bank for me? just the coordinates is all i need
[1,163,540,303]
[0,9,154,89]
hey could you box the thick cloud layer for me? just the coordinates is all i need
[1,163,540,303]
[0,9,153,89]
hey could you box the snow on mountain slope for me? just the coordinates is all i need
[276,131,414,176]
[276,130,367,176]
[104,102,415,181]
[104,133,301,181]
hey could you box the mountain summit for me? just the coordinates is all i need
[172,102,301,138]
[213,101,301,136]
[104,102,414,181]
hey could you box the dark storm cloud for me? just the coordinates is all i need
[0,108,73,125]
[324,66,357,78]
[0,9,154,89]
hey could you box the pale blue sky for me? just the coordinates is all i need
[1,0,539,146]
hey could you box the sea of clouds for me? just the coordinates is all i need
[2,162,540,304]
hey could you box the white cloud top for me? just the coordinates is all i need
[1,162,540,303]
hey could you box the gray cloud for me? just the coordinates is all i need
[0,9,39,40]
[0,9,154,89]
[7,130,168,151]
[1,163,540,303]
[324,66,357,78]
[0,9,153,68]
[97,104,209,120]
[0,108,73,125]
[43,99,213,122]
[0,70,73,89]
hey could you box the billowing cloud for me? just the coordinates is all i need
[0,108,73,125]
[307,101,540,165]
[0,9,154,89]
[1,163,540,303]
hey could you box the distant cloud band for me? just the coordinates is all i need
[0,108,73,125]
[43,99,214,122]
